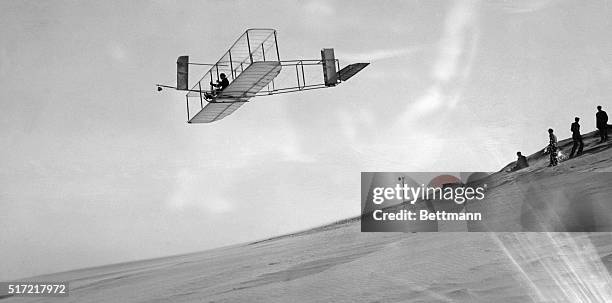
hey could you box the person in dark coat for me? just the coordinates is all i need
[208,73,230,98]
[548,128,558,167]
[569,117,584,158]
[596,106,609,143]
[511,151,529,171]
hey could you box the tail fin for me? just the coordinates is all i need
[321,48,337,87]
[177,56,189,90]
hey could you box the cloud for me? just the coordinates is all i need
[0,47,8,77]
[108,43,128,62]
[396,0,480,124]
[166,169,234,214]
[433,0,478,82]
[488,0,556,14]
[304,0,335,17]
[166,122,313,214]
[342,46,424,62]
[278,127,316,163]
[411,86,444,116]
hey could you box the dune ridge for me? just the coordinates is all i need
[4,131,612,302]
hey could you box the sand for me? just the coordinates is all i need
[4,132,612,302]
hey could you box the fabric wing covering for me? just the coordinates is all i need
[189,61,282,123]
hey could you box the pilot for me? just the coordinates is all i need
[210,73,229,96]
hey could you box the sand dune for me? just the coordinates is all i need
[4,132,612,302]
[5,231,612,302]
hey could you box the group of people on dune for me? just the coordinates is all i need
[511,105,609,171]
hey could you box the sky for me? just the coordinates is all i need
[2,0,612,280]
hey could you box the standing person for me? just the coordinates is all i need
[569,117,584,158]
[548,128,558,167]
[596,106,609,143]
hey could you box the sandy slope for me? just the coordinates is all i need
[4,132,612,302]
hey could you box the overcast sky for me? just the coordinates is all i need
[2,0,612,280]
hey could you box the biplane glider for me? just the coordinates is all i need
[157,28,369,123]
